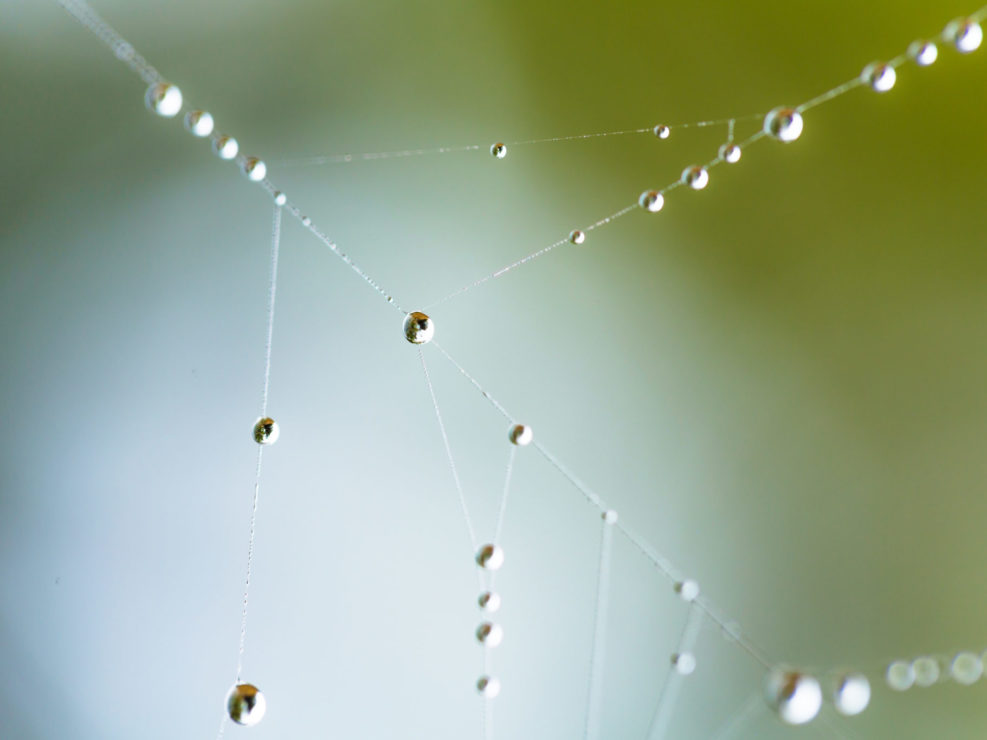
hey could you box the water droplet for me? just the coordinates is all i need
[861,62,896,92]
[949,652,983,684]
[273,191,287,206]
[886,660,915,691]
[912,656,940,687]
[301,216,312,227]
[213,135,239,160]
[832,673,870,716]
[241,157,267,182]
[476,544,505,571]
[478,591,501,612]
[638,190,664,213]
[184,110,214,137]
[509,424,533,446]
[764,668,822,725]
[945,18,983,53]
[674,579,699,602]
[403,311,434,344]
[672,652,696,676]
[476,622,504,647]
[144,82,183,118]
[602,510,618,524]
[569,229,586,245]
[490,142,507,159]
[908,40,938,66]
[226,684,266,726]
[653,125,671,139]
[764,107,803,142]
[681,165,709,191]
[719,143,741,163]
[477,675,501,698]
[253,417,279,445]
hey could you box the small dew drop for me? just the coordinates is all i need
[832,673,870,716]
[213,135,239,160]
[672,652,696,676]
[477,676,501,698]
[950,652,983,685]
[764,668,822,726]
[653,125,671,139]
[226,684,267,727]
[674,579,700,602]
[569,229,586,245]
[478,591,502,612]
[681,165,709,191]
[184,110,214,137]
[490,142,507,159]
[908,40,939,66]
[403,311,434,344]
[945,18,983,53]
[476,622,504,647]
[638,190,664,213]
[301,216,312,227]
[476,544,505,571]
[886,660,915,691]
[273,191,287,206]
[509,424,533,446]
[861,62,896,92]
[719,143,741,163]
[912,656,940,687]
[252,417,279,445]
[241,157,267,182]
[764,107,803,143]
[144,82,183,118]
[602,509,618,524]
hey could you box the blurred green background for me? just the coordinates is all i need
[2,1,986,737]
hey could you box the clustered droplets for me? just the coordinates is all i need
[886,650,987,691]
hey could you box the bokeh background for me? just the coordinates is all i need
[2,1,986,737]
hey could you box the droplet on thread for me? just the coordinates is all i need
[273,191,287,206]
[764,668,822,725]
[478,591,502,612]
[912,656,940,687]
[213,135,239,160]
[681,165,709,190]
[602,509,618,524]
[949,652,983,685]
[719,143,741,163]
[569,229,586,245]
[908,40,938,66]
[764,107,803,142]
[861,62,896,92]
[886,660,915,691]
[226,683,267,726]
[144,82,183,117]
[476,622,504,647]
[672,652,696,676]
[509,424,533,446]
[832,673,870,716]
[403,311,434,344]
[674,579,700,602]
[253,417,279,445]
[653,125,671,139]
[476,544,505,571]
[184,110,214,137]
[241,157,267,182]
[944,18,983,53]
[477,675,501,698]
[638,190,664,213]
[490,142,507,159]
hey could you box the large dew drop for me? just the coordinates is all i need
[832,673,870,716]
[403,312,434,344]
[144,82,183,117]
[764,668,822,725]
[226,683,267,726]
[861,62,896,92]
[764,107,803,142]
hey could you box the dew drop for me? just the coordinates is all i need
[476,622,504,647]
[945,18,983,53]
[638,190,664,213]
[949,652,983,685]
[681,165,709,191]
[861,62,896,92]
[764,107,803,142]
[213,134,239,160]
[184,110,214,137]
[273,191,287,206]
[653,125,670,139]
[403,311,434,344]
[886,660,915,691]
[253,417,279,445]
[912,656,940,687]
[509,424,533,446]
[672,652,696,676]
[241,157,267,182]
[144,82,183,118]
[719,143,741,163]
[908,40,938,66]
[477,675,501,698]
[569,229,586,245]
[764,668,822,725]
[602,510,618,524]
[226,683,267,726]
[476,544,505,571]
[490,142,507,159]
[478,591,502,612]
[832,673,870,716]
[674,579,699,602]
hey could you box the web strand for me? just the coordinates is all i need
[260,204,282,416]
[647,605,704,740]
[583,517,615,740]
[709,694,764,740]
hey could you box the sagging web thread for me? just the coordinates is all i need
[56,0,987,737]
